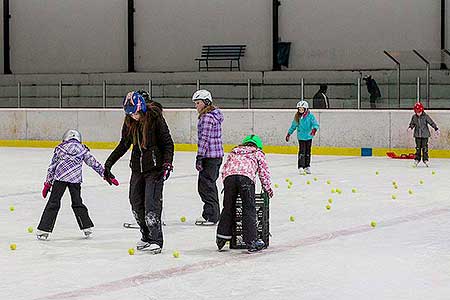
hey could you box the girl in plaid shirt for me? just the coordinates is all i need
[36,129,118,240]
[192,90,224,226]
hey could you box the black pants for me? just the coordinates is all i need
[38,181,94,232]
[129,171,164,247]
[198,157,222,223]
[217,175,256,244]
[369,95,378,109]
[298,139,312,169]
[415,137,429,162]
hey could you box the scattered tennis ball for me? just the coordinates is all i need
[375,171,379,175]
[393,185,398,189]
[326,180,331,184]
[391,194,397,200]
[274,183,279,188]
[287,185,292,189]
[331,189,336,193]
[27,226,33,233]
[351,188,357,193]
[392,180,397,185]
[10,244,17,251]
[370,221,377,228]
[9,206,15,212]
[285,178,290,182]
[419,180,424,184]
[313,177,318,181]
[173,250,180,258]
[289,215,295,222]
[408,189,413,195]
[336,188,342,194]
[306,180,311,185]
[128,248,135,255]
[432,171,436,175]
[180,216,186,222]
[328,198,333,204]
[326,204,331,210]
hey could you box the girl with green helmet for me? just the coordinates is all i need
[216,134,273,253]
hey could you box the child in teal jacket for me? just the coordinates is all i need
[285,100,319,174]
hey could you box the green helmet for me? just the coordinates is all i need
[242,134,263,150]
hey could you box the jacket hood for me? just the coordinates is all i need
[209,108,224,123]
[232,145,259,155]
[57,140,86,157]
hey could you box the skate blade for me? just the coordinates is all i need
[195,221,216,226]
[36,234,49,241]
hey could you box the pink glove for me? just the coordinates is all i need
[285,134,290,142]
[435,129,441,137]
[266,188,274,199]
[110,178,119,186]
[42,182,52,198]
[310,128,317,136]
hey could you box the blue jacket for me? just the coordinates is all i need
[288,111,319,141]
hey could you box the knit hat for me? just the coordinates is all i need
[123,91,147,115]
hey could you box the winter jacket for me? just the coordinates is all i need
[105,106,174,174]
[313,92,329,109]
[221,146,272,193]
[409,112,438,138]
[45,140,104,184]
[197,108,224,158]
[288,111,319,141]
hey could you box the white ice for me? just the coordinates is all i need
[1,147,450,300]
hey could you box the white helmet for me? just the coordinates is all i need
[192,89,213,106]
[62,129,82,142]
[296,100,309,109]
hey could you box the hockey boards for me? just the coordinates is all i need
[386,152,415,159]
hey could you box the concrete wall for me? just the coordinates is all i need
[9,0,127,74]
[1,109,449,150]
[1,1,448,73]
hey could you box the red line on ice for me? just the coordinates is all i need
[36,207,450,300]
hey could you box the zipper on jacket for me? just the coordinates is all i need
[137,132,143,173]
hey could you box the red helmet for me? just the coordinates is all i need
[414,102,424,113]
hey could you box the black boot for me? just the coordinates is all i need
[216,237,227,251]
[247,239,265,253]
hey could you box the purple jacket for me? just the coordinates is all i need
[45,140,105,184]
[197,108,224,158]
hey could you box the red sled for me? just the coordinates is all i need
[386,152,415,159]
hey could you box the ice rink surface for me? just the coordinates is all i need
[1,147,450,300]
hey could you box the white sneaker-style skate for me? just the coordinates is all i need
[136,240,161,254]
[36,229,50,240]
[195,216,216,226]
[83,228,93,238]
[304,167,312,174]
[298,168,305,175]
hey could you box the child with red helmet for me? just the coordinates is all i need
[408,102,439,167]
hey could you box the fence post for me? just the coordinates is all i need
[301,78,304,100]
[357,77,361,109]
[148,80,152,98]
[59,80,62,108]
[17,82,21,108]
[102,80,107,108]
[196,80,200,90]
[416,77,421,103]
[247,78,252,109]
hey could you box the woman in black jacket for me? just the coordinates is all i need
[104,91,174,254]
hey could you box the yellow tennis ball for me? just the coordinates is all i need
[289,215,295,222]
[128,248,135,255]
[393,185,398,189]
[391,194,397,200]
[328,198,333,204]
[336,188,342,194]
[10,244,17,250]
[432,171,436,175]
[408,189,413,195]
[9,206,15,212]
[180,216,186,222]
[27,227,33,233]
[392,180,396,185]
[274,183,279,188]
[326,180,331,184]
[419,180,424,184]
[375,171,379,175]
[287,185,292,189]
[173,250,180,258]
[326,204,331,210]
[285,178,290,182]
[351,188,357,193]
[313,177,318,181]
[331,189,336,193]
[306,180,311,185]
[370,221,377,228]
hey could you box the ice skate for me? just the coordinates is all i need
[36,229,50,240]
[304,167,311,174]
[247,239,265,253]
[298,168,305,175]
[137,240,161,254]
[195,216,216,226]
[216,237,227,251]
[423,161,430,167]
[83,228,93,238]
[413,160,419,168]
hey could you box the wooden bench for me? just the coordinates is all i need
[195,45,246,71]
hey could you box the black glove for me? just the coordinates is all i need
[195,155,203,172]
[161,163,173,181]
[103,167,116,186]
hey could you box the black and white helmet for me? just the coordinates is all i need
[296,100,309,109]
[62,129,82,142]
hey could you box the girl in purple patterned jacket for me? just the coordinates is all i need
[36,129,118,240]
[192,90,224,226]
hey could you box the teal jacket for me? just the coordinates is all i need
[288,111,319,141]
